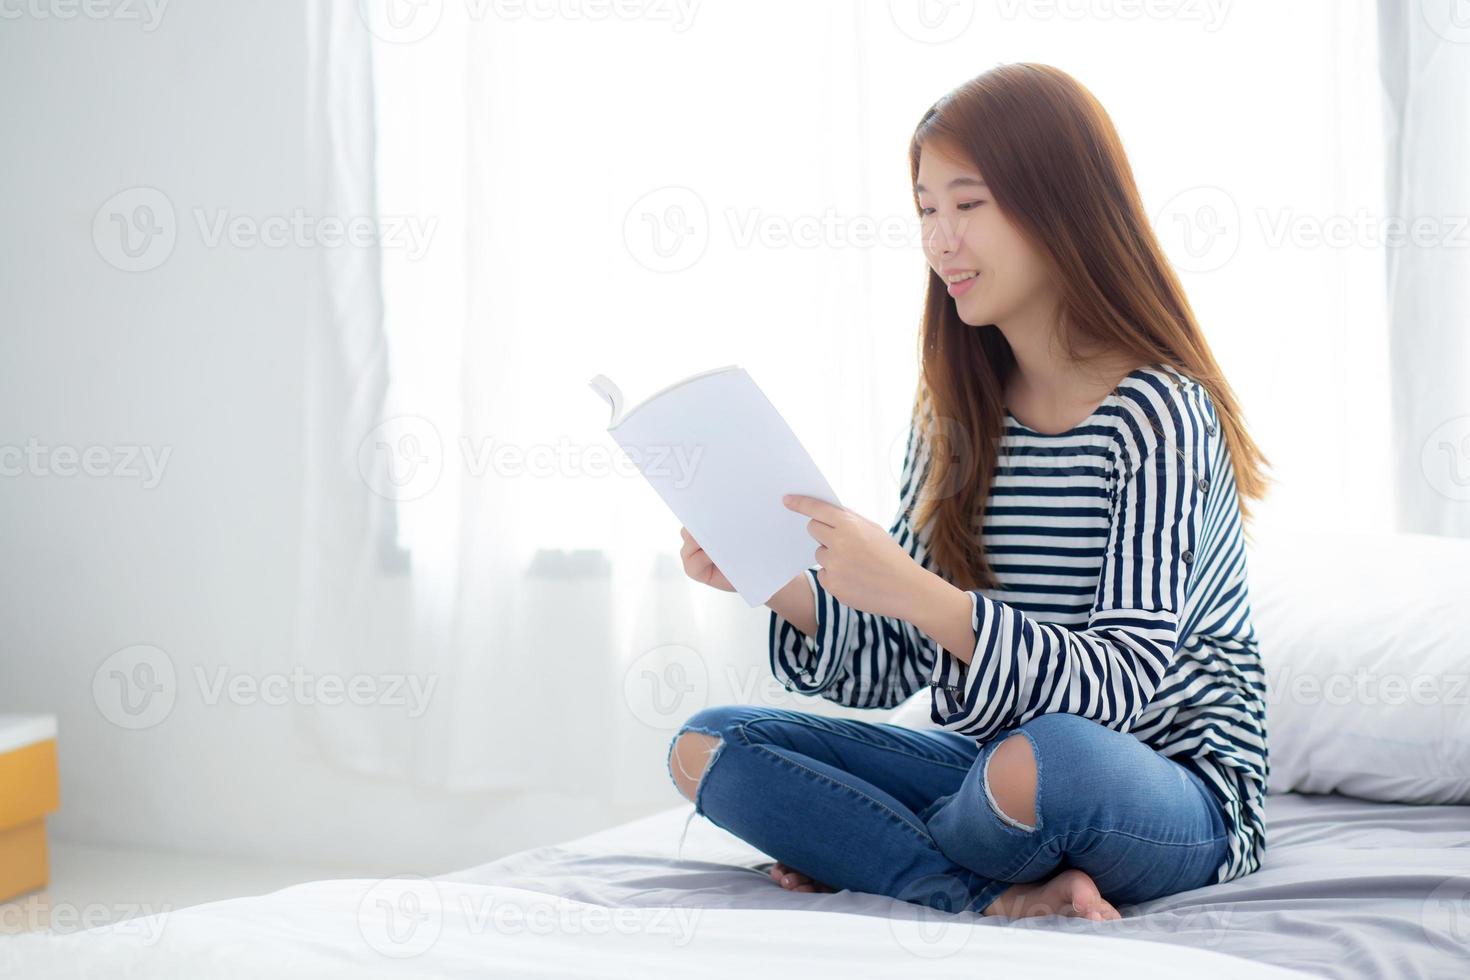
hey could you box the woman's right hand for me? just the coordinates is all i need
[680,527,736,593]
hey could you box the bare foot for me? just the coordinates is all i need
[984,868,1121,921]
[769,861,837,894]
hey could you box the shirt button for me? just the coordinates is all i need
[1198,476,1210,493]
[1182,549,1194,564]
[1206,423,1217,435]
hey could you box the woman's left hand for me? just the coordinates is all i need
[783,494,930,622]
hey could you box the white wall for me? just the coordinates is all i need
[0,1,646,873]
[0,0,1401,874]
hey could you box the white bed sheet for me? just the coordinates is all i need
[2,791,1463,978]
[442,789,1470,979]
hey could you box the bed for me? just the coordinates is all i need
[2,788,1466,978]
[4,532,1468,977]
[450,790,1470,979]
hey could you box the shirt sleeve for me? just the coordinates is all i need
[927,380,1212,740]
[767,414,942,709]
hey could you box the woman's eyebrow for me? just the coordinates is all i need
[915,177,988,192]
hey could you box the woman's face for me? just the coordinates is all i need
[916,140,1055,328]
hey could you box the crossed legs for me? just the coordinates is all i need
[671,728,1038,835]
[668,713,1119,919]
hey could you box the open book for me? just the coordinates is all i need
[589,365,841,607]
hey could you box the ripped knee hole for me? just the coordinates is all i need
[984,732,1038,831]
[671,730,723,803]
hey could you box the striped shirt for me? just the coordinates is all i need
[768,363,1268,885]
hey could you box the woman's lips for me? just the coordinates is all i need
[947,273,978,298]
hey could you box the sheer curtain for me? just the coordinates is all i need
[301,1,1392,812]
[1378,0,1470,539]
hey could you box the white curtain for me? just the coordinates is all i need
[301,1,1394,816]
[1378,0,1470,539]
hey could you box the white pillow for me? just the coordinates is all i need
[885,531,1470,805]
[1247,530,1470,803]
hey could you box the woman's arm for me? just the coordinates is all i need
[914,380,1215,740]
[767,415,941,708]
[765,570,817,637]
[905,576,977,667]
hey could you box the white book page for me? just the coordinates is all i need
[592,366,840,607]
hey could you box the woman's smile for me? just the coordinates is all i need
[947,271,980,298]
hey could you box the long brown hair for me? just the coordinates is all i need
[906,63,1271,591]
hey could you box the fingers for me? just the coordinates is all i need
[680,527,711,563]
[804,519,832,546]
[783,494,843,527]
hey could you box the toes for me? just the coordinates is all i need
[772,865,816,889]
[1071,898,1120,922]
[767,862,835,893]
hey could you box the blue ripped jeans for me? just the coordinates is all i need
[667,705,1228,916]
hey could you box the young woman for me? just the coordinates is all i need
[670,63,1271,921]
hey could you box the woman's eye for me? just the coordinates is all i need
[919,202,986,216]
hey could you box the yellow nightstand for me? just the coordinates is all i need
[0,715,60,902]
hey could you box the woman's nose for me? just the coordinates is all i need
[926,217,960,255]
